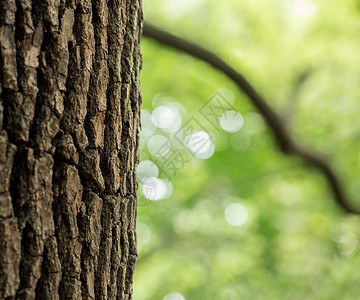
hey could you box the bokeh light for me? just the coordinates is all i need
[293,0,317,16]
[136,160,159,181]
[152,106,176,129]
[141,177,168,201]
[162,292,186,300]
[225,203,248,227]
[219,110,244,133]
[185,130,212,155]
[147,135,170,157]
[140,110,156,137]
[242,112,265,135]
[136,221,152,248]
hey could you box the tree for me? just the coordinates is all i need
[0,0,142,299]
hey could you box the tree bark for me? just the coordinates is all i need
[0,0,142,299]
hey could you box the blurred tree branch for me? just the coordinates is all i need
[284,68,313,122]
[142,22,359,214]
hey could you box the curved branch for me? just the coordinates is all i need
[285,68,313,122]
[142,22,359,214]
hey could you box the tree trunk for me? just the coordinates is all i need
[0,0,142,299]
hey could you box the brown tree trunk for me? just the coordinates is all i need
[0,0,142,299]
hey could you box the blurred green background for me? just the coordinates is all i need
[134,0,360,299]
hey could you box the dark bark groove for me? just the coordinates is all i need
[0,0,142,299]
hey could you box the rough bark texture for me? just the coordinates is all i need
[0,0,142,299]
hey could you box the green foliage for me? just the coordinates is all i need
[135,0,360,299]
